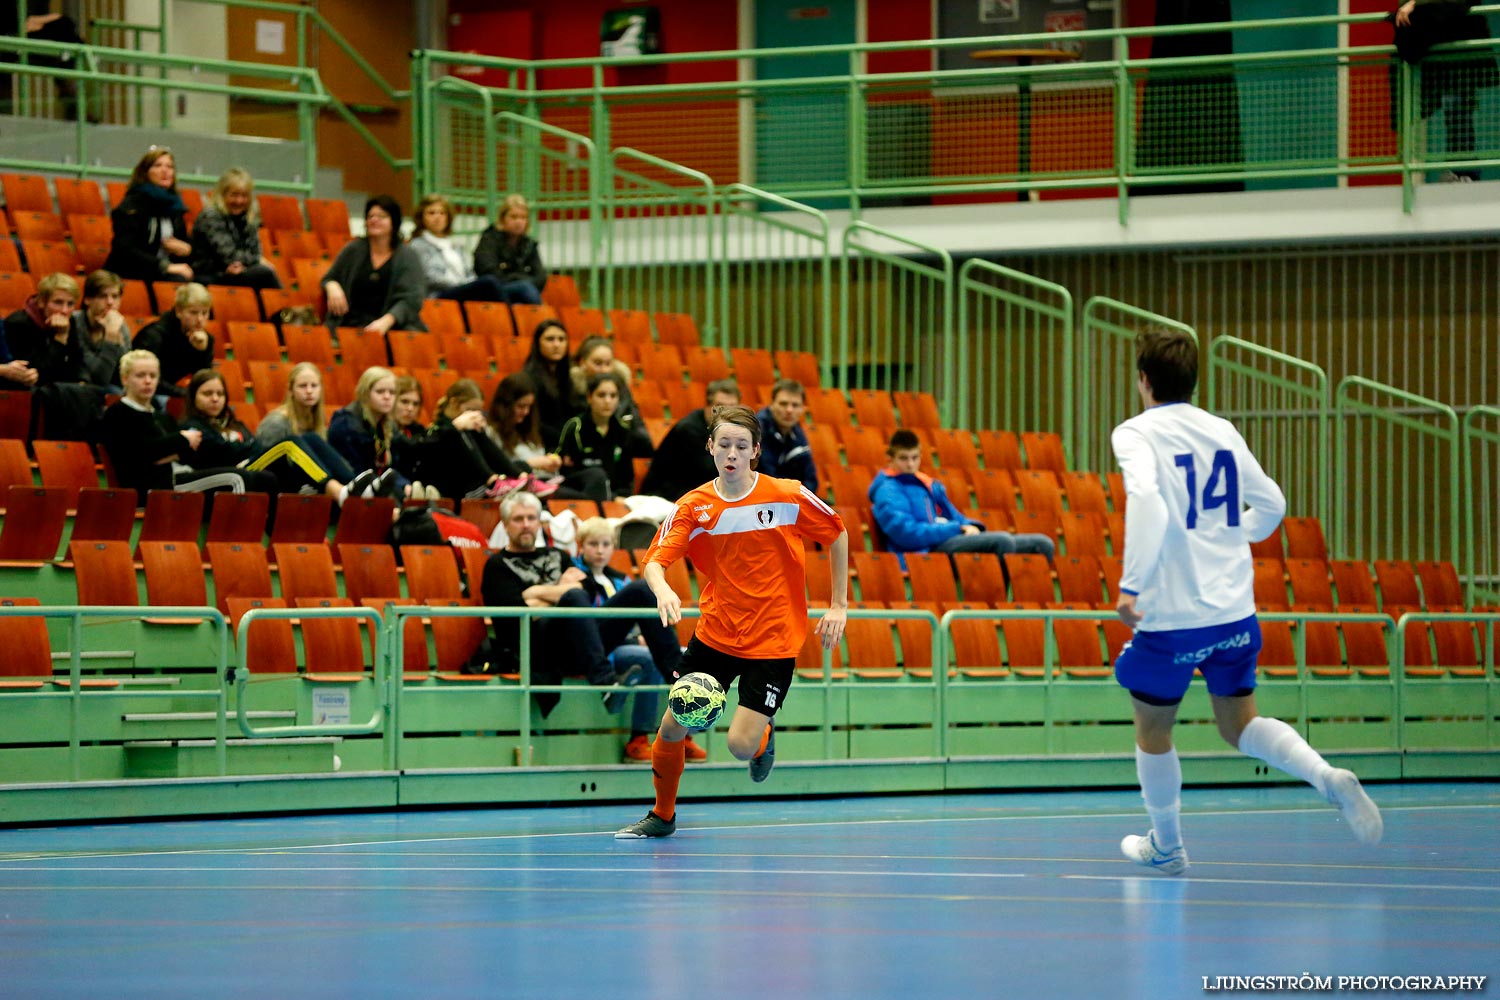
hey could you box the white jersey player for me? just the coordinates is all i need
[1111,329,1381,875]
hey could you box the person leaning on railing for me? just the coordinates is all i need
[104,146,194,283]
[1389,0,1499,182]
[322,195,427,336]
[472,193,547,305]
[189,168,282,290]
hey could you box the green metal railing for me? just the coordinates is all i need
[955,259,1073,439]
[411,8,1500,220]
[0,34,327,193]
[838,223,952,404]
[717,184,833,367]
[1462,406,1500,607]
[1334,376,1462,567]
[1206,337,1331,531]
[1077,297,1197,473]
[0,605,230,781]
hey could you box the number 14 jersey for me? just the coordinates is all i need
[1111,401,1286,632]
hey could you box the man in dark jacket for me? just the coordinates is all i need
[640,378,741,502]
[131,282,214,396]
[756,378,818,495]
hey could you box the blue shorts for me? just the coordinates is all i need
[1113,615,1262,705]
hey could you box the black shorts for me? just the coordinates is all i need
[674,636,796,718]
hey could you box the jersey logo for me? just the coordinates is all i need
[697,512,711,523]
[756,508,776,526]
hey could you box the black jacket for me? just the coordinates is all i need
[103,185,190,281]
[473,228,547,290]
[132,312,214,395]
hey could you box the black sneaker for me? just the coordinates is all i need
[614,810,676,839]
[601,662,643,714]
[371,468,402,498]
[748,723,775,783]
[346,469,377,499]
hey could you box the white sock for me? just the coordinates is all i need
[1237,716,1333,796]
[1135,745,1182,850]
[336,483,351,507]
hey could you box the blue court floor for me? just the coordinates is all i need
[2,781,1497,1000]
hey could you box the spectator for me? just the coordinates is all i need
[329,365,431,501]
[70,270,132,391]
[132,283,214,396]
[1390,0,1498,182]
[98,349,278,505]
[756,378,817,495]
[189,167,281,289]
[572,516,706,763]
[869,428,1055,568]
[570,335,639,427]
[472,193,546,305]
[322,195,426,335]
[103,145,193,282]
[556,371,654,500]
[4,272,85,387]
[486,372,604,502]
[640,377,740,502]
[420,378,548,500]
[0,7,93,120]
[256,362,342,465]
[407,193,507,301]
[390,373,428,481]
[522,318,577,445]
[481,491,683,717]
[180,368,380,504]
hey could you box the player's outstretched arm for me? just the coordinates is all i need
[643,560,682,626]
[816,530,850,648]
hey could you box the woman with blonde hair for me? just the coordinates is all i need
[253,361,362,486]
[408,193,509,302]
[472,192,547,305]
[190,167,281,289]
[329,365,433,500]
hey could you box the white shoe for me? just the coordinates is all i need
[1120,831,1189,876]
[1323,768,1383,845]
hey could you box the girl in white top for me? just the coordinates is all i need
[407,193,509,302]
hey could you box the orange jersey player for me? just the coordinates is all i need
[615,404,849,839]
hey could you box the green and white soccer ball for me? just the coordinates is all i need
[668,672,727,731]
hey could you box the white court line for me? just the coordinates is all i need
[1,801,1494,865]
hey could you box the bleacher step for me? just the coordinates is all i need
[123,737,339,778]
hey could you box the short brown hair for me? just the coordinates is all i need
[706,377,741,402]
[83,269,123,299]
[770,378,804,401]
[708,403,762,468]
[886,429,921,455]
[1135,327,1198,403]
[412,193,453,237]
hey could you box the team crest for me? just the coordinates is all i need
[756,508,775,526]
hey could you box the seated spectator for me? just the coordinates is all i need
[556,372,654,500]
[480,492,683,716]
[756,378,817,495]
[98,349,278,505]
[572,516,706,763]
[329,365,431,500]
[180,368,383,504]
[322,195,426,335]
[132,283,214,396]
[485,372,603,502]
[869,428,1055,568]
[419,378,549,500]
[390,373,428,480]
[570,336,639,427]
[189,167,281,289]
[3,272,85,387]
[472,193,546,305]
[407,193,507,301]
[70,270,132,391]
[522,318,577,445]
[103,145,193,282]
[256,362,345,467]
[640,377,740,502]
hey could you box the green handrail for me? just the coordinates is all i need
[1461,406,1500,607]
[233,605,387,739]
[1333,376,1462,568]
[1206,336,1331,536]
[1079,297,1197,473]
[839,222,953,406]
[0,605,229,780]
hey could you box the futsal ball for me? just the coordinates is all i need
[669,672,727,731]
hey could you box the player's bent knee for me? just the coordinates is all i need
[725,735,759,760]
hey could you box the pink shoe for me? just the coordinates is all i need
[523,475,560,499]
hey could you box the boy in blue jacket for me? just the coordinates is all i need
[868,429,1054,568]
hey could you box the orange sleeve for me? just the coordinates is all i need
[797,484,846,544]
[643,494,695,570]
